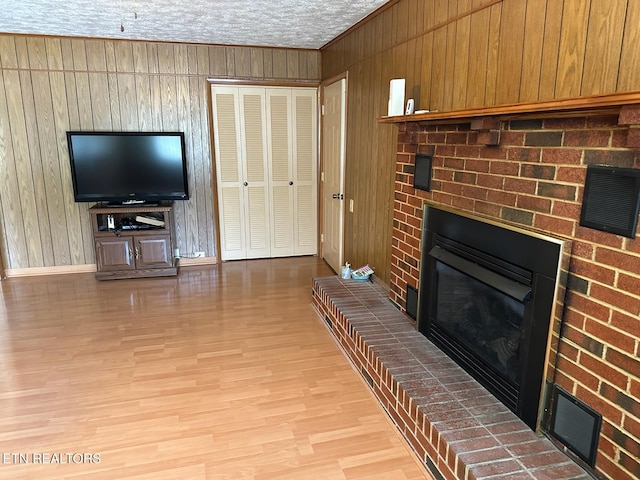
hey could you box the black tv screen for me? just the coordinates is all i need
[67,131,189,203]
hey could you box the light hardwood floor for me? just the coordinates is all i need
[0,257,431,480]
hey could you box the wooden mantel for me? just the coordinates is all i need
[378,91,640,125]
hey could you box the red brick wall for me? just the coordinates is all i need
[390,115,640,480]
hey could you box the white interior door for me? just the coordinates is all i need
[321,78,346,272]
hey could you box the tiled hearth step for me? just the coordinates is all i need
[311,276,589,480]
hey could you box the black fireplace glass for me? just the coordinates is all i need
[434,262,525,384]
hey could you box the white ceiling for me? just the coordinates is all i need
[0,0,390,49]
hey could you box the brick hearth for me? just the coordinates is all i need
[312,275,589,480]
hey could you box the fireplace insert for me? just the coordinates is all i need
[418,205,570,430]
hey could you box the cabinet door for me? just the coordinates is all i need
[135,235,173,268]
[96,237,135,271]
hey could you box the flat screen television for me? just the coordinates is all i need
[67,131,189,204]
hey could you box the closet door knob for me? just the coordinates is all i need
[289,181,293,186]
[243,182,248,186]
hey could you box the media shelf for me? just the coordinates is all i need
[89,203,178,280]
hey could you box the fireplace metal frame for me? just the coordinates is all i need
[418,203,572,431]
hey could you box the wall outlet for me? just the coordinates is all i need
[349,199,354,213]
[195,251,205,258]
[174,248,180,258]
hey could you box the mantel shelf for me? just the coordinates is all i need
[377,91,640,125]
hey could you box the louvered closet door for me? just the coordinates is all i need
[211,86,246,261]
[266,89,295,257]
[239,88,271,259]
[266,88,318,257]
[292,89,318,255]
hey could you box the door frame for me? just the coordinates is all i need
[319,72,348,271]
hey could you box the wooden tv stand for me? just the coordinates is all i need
[89,203,178,280]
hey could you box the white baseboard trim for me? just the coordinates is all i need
[6,264,97,277]
[179,256,217,267]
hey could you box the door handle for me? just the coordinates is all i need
[332,193,344,200]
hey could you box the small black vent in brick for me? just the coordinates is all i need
[580,164,640,238]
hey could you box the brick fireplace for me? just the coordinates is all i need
[389,113,640,480]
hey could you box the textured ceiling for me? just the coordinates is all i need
[0,0,390,49]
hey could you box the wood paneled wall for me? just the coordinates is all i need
[0,34,319,270]
[321,0,640,285]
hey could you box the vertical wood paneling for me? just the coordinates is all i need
[6,69,44,266]
[106,42,118,73]
[618,0,640,91]
[581,0,627,95]
[419,33,434,111]
[554,0,591,98]
[107,72,122,129]
[442,2,458,110]
[15,38,30,69]
[466,0,490,108]
[519,0,547,102]
[118,74,138,129]
[133,42,149,73]
[272,50,287,78]
[50,70,87,265]
[406,37,422,106]
[174,44,189,75]
[88,73,110,129]
[136,73,153,131]
[32,71,71,265]
[538,0,562,100]
[208,46,227,77]
[45,38,63,71]
[0,68,28,268]
[429,0,449,110]
[234,47,252,77]
[27,37,48,70]
[251,49,264,78]
[115,41,135,72]
[71,39,87,72]
[286,51,299,79]
[0,34,320,270]
[494,0,526,104]
[0,36,18,68]
[452,0,471,110]
[484,2,502,105]
[196,45,210,76]
[21,70,52,267]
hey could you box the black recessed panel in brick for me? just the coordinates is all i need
[413,154,432,192]
[580,164,640,238]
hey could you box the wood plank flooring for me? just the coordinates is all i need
[0,257,431,480]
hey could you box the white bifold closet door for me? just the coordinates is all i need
[212,85,318,261]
